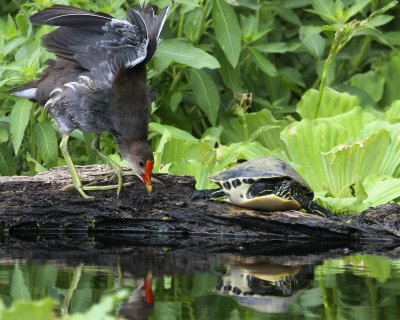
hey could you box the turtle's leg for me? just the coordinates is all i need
[192,188,225,200]
[291,187,338,220]
[274,180,338,220]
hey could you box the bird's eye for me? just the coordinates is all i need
[139,160,145,167]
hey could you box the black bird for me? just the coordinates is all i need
[12,5,169,198]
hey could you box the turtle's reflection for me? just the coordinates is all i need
[216,258,314,313]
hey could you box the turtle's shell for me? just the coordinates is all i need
[212,157,310,188]
[211,156,312,210]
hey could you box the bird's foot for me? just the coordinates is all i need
[61,181,133,197]
[61,182,94,199]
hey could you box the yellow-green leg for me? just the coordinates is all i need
[91,134,127,196]
[60,134,132,198]
[59,134,93,199]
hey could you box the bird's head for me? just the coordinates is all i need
[124,141,154,192]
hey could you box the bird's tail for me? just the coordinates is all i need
[10,83,38,101]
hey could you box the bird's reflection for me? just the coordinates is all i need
[119,272,154,320]
[216,257,313,313]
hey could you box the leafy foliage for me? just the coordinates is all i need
[1,0,400,213]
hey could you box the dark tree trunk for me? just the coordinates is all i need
[0,165,399,245]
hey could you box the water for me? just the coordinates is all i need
[1,240,400,319]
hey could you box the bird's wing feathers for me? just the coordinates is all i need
[30,5,168,85]
[30,5,112,27]
[128,6,169,64]
[75,16,149,86]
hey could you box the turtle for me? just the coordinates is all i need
[193,156,337,219]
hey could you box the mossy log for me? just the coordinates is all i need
[0,165,399,245]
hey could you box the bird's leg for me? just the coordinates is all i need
[91,134,127,196]
[59,134,93,199]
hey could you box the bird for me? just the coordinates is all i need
[11,4,169,198]
[118,272,155,320]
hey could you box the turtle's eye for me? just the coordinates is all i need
[139,160,145,168]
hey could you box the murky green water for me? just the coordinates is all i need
[1,246,400,319]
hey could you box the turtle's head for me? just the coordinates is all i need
[123,141,154,192]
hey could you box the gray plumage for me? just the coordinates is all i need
[12,4,168,155]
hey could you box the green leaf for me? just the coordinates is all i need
[168,159,211,189]
[160,140,215,168]
[10,99,32,155]
[376,123,400,176]
[281,107,376,193]
[363,175,400,207]
[272,4,302,25]
[214,142,271,173]
[384,100,400,123]
[311,0,336,23]
[33,122,58,168]
[26,152,49,173]
[202,126,222,145]
[297,87,360,119]
[11,263,31,301]
[154,39,220,71]
[382,31,400,46]
[253,42,301,54]
[344,0,373,22]
[240,15,258,41]
[69,290,128,320]
[0,127,8,143]
[2,298,56,320]
[381,53,400,106]
[322,129,391,196]
[367,14,394,27]
[247,109,290,150]
[6,14,18,40]
[184,7,203,43]
[215,43,242,92]
[189,69,220,126]
[299,26,326,60]
[158,139,216,188]
[212,0,241,68]
[248,47,278,77]
[350,71,385,103]
[16,12,31,38]
[149,122,198,141]
[0,144,16,175]
[169,91,183,113]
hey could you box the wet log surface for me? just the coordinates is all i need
[0,165,400,247]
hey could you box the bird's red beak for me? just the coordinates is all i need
[143,160,154,193]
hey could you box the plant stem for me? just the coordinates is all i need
[177,13,184,38]
[169,68,184,94]
[349,36,371,76]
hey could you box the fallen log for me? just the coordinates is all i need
[0,165,399,243]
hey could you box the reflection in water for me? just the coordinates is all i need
[0,249,400,319]
[216,258,313,313]
[119,272,154,320]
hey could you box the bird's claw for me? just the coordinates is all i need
[61,181,132,198]
[61,182,94,199]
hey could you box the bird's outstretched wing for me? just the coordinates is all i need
[30,5,168,86]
